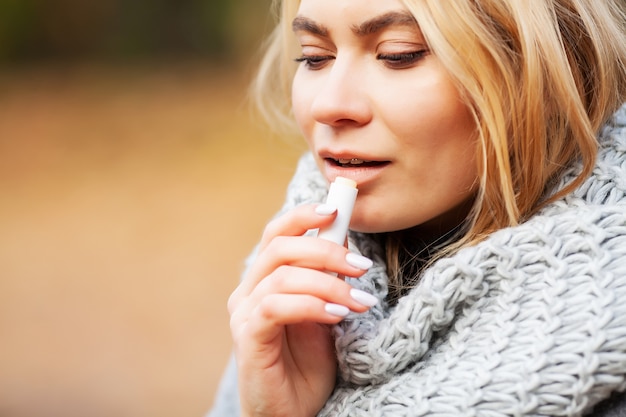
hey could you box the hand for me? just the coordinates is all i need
[228,203,376,417]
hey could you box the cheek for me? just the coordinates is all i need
[384,75,473,141]
[389,76,476,166]
[385,85,478,210]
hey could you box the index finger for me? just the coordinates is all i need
[258,203,337,251]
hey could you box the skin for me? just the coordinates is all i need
[228,1,479,416]
[292,0,478,237]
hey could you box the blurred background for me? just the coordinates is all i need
[0,1,305,416]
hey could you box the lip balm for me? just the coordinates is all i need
[317,176,358,245]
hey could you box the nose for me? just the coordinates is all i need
[309,58,372,127]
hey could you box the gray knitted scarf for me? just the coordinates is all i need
[209,104,626,417]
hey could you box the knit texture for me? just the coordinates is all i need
[208,104,626,417]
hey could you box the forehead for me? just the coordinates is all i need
[295,0,411,21]
[293,0,418,36]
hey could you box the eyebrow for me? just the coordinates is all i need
[353,11,418,36]
[292,11,418,37]
[292,16,328,37]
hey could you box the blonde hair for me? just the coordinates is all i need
[403,0,626,235]
[253,0,626,295]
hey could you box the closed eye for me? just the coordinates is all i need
[295,55,335,70]
[377,50,428,69]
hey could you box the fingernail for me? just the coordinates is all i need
[315,204,337,216]
[350,289,378,307]
[325,303,350,317]
[346,253,373,270]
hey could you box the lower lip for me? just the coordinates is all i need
[323,160,389,186]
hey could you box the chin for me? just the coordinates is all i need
[348,219,376,234]
[349,218,396,234]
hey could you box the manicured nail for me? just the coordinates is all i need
[350,289,378,307]
[346,253,373,270]
[325,303,350,317]
[315,204,337,216]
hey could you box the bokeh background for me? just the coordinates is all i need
[0,1,305,416]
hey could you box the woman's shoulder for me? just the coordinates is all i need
[481,198,626,280]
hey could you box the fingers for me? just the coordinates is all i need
[230,203,371,307]
[244,295,342,346]
[228,206,363,417]
[252,265,376,314]
[258,203,337,251]
[230,268,379,345]
[228,202,378,350]
[228,262,378,319]
[233,236,370,302]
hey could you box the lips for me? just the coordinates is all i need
[320,150,391,185]
[329,157,389,168]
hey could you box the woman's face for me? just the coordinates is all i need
[291,0,478,236]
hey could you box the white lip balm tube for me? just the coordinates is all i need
[317,176,358,245]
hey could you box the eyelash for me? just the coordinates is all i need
[294,55,334,70]
[294,50,428,70]
[377,51,428,68]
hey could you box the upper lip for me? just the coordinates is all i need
[319,150,388,163]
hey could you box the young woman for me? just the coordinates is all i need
[210,0,626,415]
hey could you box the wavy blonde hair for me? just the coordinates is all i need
[252,0,626,294]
